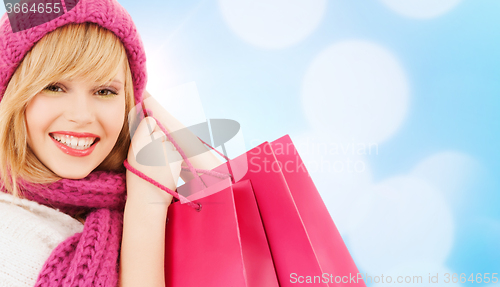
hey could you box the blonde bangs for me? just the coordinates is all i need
[0,22,135,196]
[25,22,127,89]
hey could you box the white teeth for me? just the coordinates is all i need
[51,134,97,150]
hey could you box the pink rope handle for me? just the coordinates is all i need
[177,122,232,178]
[196,136,230,161]
[123,102,232,210]
[123,159,201,210]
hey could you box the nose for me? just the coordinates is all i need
[64,92,96,125]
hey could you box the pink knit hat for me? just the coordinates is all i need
[0,0,147,104]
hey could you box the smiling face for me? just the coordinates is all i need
[0,23,136,193]
[25,63,126,179]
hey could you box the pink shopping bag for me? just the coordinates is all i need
[126,107,364,286]
[164,171,279,287]
[188,135,366,286]
[126,101,279,286]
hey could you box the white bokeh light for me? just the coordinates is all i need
[348,176,454,275]
[412,151,482,209]
[144,44,175,100]
[144,44,208,125]
[292,131,373,236]
[302,40,410,144]
[217,0,327,49]
[379,0,462,19]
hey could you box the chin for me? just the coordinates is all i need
[58,172,92,180]
[51,165,94,180]
[63,173,91,180]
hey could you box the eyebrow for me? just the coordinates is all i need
[109,79,123,85]
[99,79,124,89]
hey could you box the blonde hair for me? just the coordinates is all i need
[0,22,135,197]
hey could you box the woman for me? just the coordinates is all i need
[0,0,221,286]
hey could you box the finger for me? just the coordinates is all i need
[150,130,182,161]
[142,97,173,133]
[132,117,184,167]
[147,117,179,152]
[151,128,177,152]
[142,95,163,116]
[150,129,175,147]
[169,153,183,186]
[130,117,158,157]
[151,130,166,142]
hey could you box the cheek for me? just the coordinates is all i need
[99,100,126,139]
[25,95,59,141]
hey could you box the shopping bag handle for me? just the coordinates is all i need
[179,136,230,174]
[123,102,231,210]
[123,160,202,210]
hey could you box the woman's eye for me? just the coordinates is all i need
[43,84,63,93]
[95,89,118,97]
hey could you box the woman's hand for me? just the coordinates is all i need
[120,116,182,287]
[141,90,224,183]
[126,116,182,204]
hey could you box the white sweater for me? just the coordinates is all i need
[0,192,84,287]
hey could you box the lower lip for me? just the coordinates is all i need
[50,135,98,157]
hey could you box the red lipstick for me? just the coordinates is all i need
[49,132,100,157]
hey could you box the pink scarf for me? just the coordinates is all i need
[15,170,127,286]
